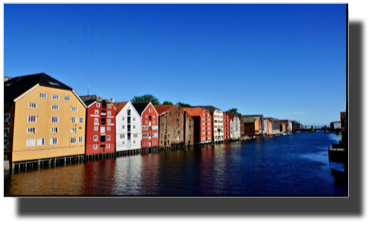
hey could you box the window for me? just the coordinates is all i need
[107,126,111,131]
[4,128,9,138]
[79,137,83,143]
[153,121,155,124]
[122,125,125,129]
[107,144,110,149]
[133,140,136,144]
[52,116,59,123]
[152,133,158,138]
[4,140,9,150]
[50,138,58,145]
[94,145,97,150]
[108,104,111,109]
[96,103,100,107]
[142,134,148,138]
[133,134,138,138]
[71,117,77,123]
[96,110,101,115]
[70,137,77,144]
[94,135,98,141]
[127,133,131,140]
[120,134,125,139]
[122,117,125,121]
[178,130,180,135]
[72,107,78,111]
[4,114,11,123]
[122,141,125,145]
[94,126,98,131]
[94,118,98,123]
[52,105,59,110]
[149,108,152,112]
[71,128,77,133]
[27,139,36,147]
[153,115,155,118]
[133,125,136,129]
[145,120,148,124]
[40,93,47,99]
[108,111,111,115]
[28,102,37,108]
[107,135,111,141]
[133,117,135,121]
[101,127,105,133]
[52,95,59,100]
[51,127,58,133]
[64,96,70,101]
[80,118,83,124]
[28,115,37,123]
[142,125,148,130]
[27,128,36,133]
[127,110,131,116]
[107,119,111,123]
[145,115,148,118]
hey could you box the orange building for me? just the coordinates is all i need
[4,73,87,166]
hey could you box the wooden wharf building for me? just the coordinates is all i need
[226,113,240,140]
[154,105,194,150]
[191,105,224,144]
[241,115,264,135]
[132,102,159,154]
[223,112,230,141]
[183,107,212,144]
[79,95,116,159]
[4,73,87,170]
[114,101,142,156]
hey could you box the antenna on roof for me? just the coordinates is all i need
[88,84,89,96]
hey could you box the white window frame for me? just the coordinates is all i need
[94,118,98,123]
[107,144,110,149]
[108,111,111,115]
[70,137,77,144]
[145,115,148,118]
[52,94,59,100]
[107,126,111,131]
[94,126,98,131]
[142,125,148,130]
[94,135,98,141]
[79,136,83,143]
[52,105,59,110]
[107,135,111,141]
[94,144,97,150]
[27,127,36,133]
[71,107,78,111]
[26,138,36,147]
[100,127,105,133]
[37,138,45,146]
[51,116,59,123]
[40,93,47,99]
[152,133,158,138]
[96,103,100,107]
[28,102,37,108]
[95,110,99,114]
[142,133,148,138]
[64,96,70,101]
[149,108,152,112]
[107,119,111,123]
[28,115,37,123]
[50,137,58,145]
[71,117,78,123]
[120,134,125,139]
[153,115,155,118]
[71,128,77,133]
[80,117,83,124]
[133,134,138,138]
[108,104,111,109]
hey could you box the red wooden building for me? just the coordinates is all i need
[80,95,116,156]
[223,112,230,141]
[183,107,212,144]
[132,102,159,154]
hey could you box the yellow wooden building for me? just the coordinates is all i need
[4,73,87,163]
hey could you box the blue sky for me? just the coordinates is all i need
[4,4,346,126]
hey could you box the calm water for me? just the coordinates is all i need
[4,132,347,196]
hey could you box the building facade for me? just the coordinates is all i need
[238,115,245,138]
[226,113,240,140]
[223,112,230,141]
[80,95,116,156]
[184,111,195,145]
[132,103,159,151]
[183,107,212,143]
[4,73,87,163]
[191,106,224,143]
[242,115,263,135]
[114,101,142,153]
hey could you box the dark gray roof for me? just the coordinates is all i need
[241,117,257,123]
[79,95,104,106]
[131,102,150,116]
[4,73,72,102]
[191,105,221,114]
[242,115,263,122]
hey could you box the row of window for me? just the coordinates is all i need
[94,118,112,123]
[27,115,83,124]
[28,102,78,111]
[94,110,112,115]
[95,102,112,109]
[93,135,111,141]
[142,133,158,138]
[26,137,83,147]
[122,125,135,130]
[93,144,111,149]
[145,114,155,118]
[39,93,70,101]
[120,134,138,139]
[94,126,111,132]
[142,125,158,130]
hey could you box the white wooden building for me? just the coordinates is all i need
[227,113,241,140]
[114,101,142,154]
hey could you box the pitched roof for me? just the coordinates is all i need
[79,95,104,106]
[114,101,129,115]
[225,112,237,120]
[4,73,72,102]
[241,117,257,123]
[191,105,221,114]
[131,102,150,116]
[182,107,208,116]
[154,105,177,115]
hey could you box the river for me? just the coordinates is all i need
[4,132,347,196]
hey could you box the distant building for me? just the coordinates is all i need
[183,107,212,144]
[191,106,224,143]
[226,113,240,140]
[264,118,272,135]
[223,112,230,141]
[132,102,159,151]
[241,115,263,135]
[238,115,245,138]
[330,121,342,130]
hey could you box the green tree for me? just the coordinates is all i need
[162,101,174,105]
[225,108,241,115]
[131,94,160,105]
[177,102,191,107]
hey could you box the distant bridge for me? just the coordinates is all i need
[293,127,342,133]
